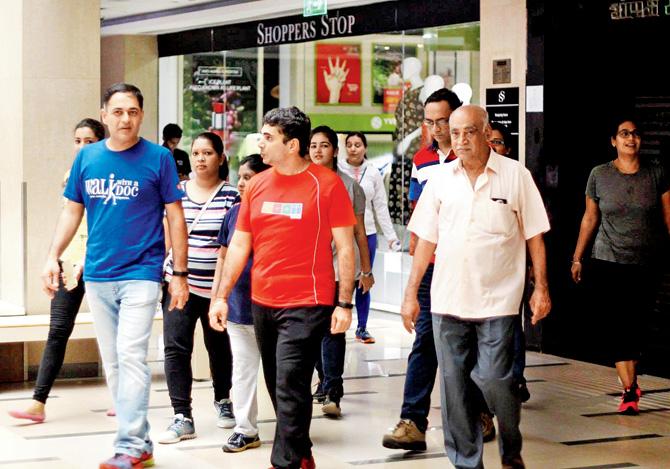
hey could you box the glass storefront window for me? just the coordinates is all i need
[167,21,480,312]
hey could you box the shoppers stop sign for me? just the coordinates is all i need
[158,2,479,57]
[257,14,355,45]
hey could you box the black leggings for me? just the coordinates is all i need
[162,286,233,418]
[590,259,659,363]
[33,279,86,403]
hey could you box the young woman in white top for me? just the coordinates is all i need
[339,132,400,343]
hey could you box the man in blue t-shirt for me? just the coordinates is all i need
[41,83,189,469]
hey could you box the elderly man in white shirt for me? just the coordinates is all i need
[402,105,551,469]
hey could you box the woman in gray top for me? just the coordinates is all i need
[571,116,670,415]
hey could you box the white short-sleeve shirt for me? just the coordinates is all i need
[408,151,550,319]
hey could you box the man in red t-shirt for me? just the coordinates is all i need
[209,106,356,469]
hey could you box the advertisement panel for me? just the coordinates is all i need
[315,43,361,104]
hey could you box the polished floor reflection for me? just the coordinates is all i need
[1,311,669,468]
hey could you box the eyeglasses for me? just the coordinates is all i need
[423,118,449,128]
[489,139,505,145]
[617,129,641,139]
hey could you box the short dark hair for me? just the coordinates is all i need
[489,122,512,148]
[240,153,271,174]
[75,118,105,141]
[162,123,182,141]
[310,126,339,150]
[424,88,462,111]
[103,83,144,109]
[262,107,311,157]
[192,131,229,180]
[609,114,641,139]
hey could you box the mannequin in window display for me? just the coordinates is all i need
[452,82,473,105]
[389,57,425,225]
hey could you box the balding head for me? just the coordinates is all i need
[450,105,489,128]
[449,105,492,162]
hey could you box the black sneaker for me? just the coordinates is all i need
[222,432,261,453]
[312,383,326,404]
[517,382,531,403]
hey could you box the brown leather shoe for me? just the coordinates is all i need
[382,419,427,451]
[480,412,496,442]
[502,456,526,469]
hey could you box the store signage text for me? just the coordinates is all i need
[609,0,670,20]
[257,14,356,45]
[190,66,251,92]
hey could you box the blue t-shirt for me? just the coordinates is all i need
[217,203,253,325]
[64,138,183,282]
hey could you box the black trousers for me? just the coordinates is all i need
[589,259,659,363]
[33,279,86,403]
[252,303,332,469]
[162,286,232,418]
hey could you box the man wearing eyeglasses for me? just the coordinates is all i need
[404,104,551,469]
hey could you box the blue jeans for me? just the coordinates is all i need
[432,314,521,469]
[86,280,161,458]
[400,264,436,432]
[354,233,377,329]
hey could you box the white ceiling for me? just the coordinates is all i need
[100,0,385,36]
[100,0,222,20]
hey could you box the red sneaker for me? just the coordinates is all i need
[301,455,316,469]
[267,455,314,469]
[99,452,154,469]
[618,388,639,415]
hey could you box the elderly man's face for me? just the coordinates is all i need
[449,106,491,160]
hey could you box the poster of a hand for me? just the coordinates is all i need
[316,43,361,104]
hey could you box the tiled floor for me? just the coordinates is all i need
[1,312,669,468]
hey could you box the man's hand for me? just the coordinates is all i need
[208,298,228,332]
[358,274,375,294]
[570,262,582,283]
[529,285,551,325]
[400,291,420,333]
[331,306,352,334]
[73,264,84,283]
[168,276,189,310]
[41,258,61,299]
[323,56,350,104]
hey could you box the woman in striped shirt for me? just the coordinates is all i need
[159,132,239,444]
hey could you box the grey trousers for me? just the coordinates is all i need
[432,314,521,469]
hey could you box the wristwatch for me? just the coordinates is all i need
[336,301,354,309]
[172,270,189,277]
[359,270,373,278]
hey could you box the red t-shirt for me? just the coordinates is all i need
[236,163,356,308]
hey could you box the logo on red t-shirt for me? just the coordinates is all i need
[261,201,303,219]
